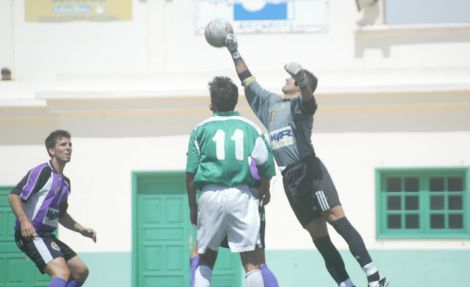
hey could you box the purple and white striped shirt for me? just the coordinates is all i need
[11,161,70,233]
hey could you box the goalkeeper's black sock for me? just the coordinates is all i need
[332,217,382,283]
[313,235,350,284]
[331,217,372,266]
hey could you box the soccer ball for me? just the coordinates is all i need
[204,19,234,48]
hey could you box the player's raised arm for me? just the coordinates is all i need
[225,34,253,84]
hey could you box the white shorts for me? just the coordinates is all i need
[197,184,260,254]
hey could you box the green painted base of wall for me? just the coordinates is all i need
[266,249,470,287]
[79,249,470,287]
[80,252,131,286]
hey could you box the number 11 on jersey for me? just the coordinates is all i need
[212,129,244,161]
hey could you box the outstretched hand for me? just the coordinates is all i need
[225,34,241,59]
[20,219,37,241]
[257,180,271,205]
[284,62,307,88]
[259,189,271,205]
[225,34,238,52]
[81,227,97,243]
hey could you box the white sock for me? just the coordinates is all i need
[362,262,379,276]
[245,269,264,287]
[194,265,212,287]
[339,278,355,287]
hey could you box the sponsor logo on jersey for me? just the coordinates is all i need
[50,241,61,251]
[43,207,60,227]
[270,126,294,150]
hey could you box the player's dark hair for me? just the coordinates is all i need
[304,69,318,92]
[45,130,71,157]
[209,76,238,112]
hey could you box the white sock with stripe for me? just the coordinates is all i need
[245,269,264,287]
[194,265,212,287]
[339,278,355,287]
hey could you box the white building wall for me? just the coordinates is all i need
[267,131,470,251]
[1,0,470,100]
[2,131,469,253]
[1,0,470,256]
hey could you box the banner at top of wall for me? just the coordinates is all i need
[195,0,328,33]
[25,0,132,22]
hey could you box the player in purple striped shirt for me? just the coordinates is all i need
[8,130,96,287]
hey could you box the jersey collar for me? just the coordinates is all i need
[212,111,240,117]
[48,160,64,176]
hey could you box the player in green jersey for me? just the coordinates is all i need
[186,76,275,287]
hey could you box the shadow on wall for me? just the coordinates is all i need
[2,88,470,145]
[2,97,470,146]
[0,96,264,145]
[0,112,206,145]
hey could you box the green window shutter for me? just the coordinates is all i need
[376,168,469,239]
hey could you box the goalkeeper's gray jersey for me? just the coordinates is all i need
[243,80,316,169]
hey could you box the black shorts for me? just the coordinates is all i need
[282,155,340,227]
[15,231,77,273]
[221,200,266,249]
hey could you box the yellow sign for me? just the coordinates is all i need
[25,0,132,22]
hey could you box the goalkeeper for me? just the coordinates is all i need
[224,34,389,287]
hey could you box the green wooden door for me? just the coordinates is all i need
[0,187,49,287]
[133,172,241,287]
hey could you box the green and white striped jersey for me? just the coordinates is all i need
[186,111,275,188]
